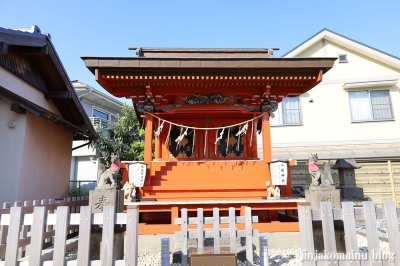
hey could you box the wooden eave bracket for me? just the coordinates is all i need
[45,91,72,99]
[0,41,9,55]
[10,102,26,114]
[10,102,44,116]
[21,45,49,56]
[145,85,153,101]
[262,85,271,98]
[5,96,91,138]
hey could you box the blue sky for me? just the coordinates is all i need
[1,0,400,104]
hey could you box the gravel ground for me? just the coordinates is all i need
[356,219,391,240]
[65,235,384,266]
[65,218,399,265]
[134,248,302,266]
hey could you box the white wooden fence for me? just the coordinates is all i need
[0,205,139,266]
[0,197,88,261]
[298,201,400,266]
[174,207,267,266]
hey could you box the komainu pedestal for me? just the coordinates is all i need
[305,187,341,209]
[305,187,344,253]
[89,187,117,213]
[88,187,124,260]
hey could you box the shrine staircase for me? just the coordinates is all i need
[140,160,269,200]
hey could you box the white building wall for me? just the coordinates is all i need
[0,96,26,205]
[272,82,400,145]
[73,156,98,181]
[272,40,400,148]
[71,84,124,182]
[80,101,91,116]
[72,141,97,156]
[322,41,400,80]
[70,156,76,181]
[296,41,325,58]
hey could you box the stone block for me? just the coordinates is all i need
[338,169,357,186]
[341,187,364,199]
[305,188,345,253]
[89,187,117,213]
[312,221,346,253]
[89,231,124,260]
[305,188,341,209]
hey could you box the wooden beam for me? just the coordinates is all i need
[0,42,9,55]
[21,45,49,55]
[0,31,47,48]
[136,220,299,235]
[316,69,323,83]
[76,124,88,131]
[95,69,112,94]
[10,103,26,114]
[45,91,72,99]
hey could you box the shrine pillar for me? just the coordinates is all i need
[144,113,153,165]
[154,126,161,160]
[261,113,272,162]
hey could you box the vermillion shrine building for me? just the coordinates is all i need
[82,48,335,234]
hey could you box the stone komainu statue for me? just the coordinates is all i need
[308,153,334,188]
[97,154,120,188]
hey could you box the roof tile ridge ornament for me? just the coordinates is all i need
[128,46,280,58]
[11,25,41,34]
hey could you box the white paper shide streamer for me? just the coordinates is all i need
[155,120,164,137]
[175,127,188,144]
[144,112,268,152]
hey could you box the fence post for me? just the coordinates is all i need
[18,200,32,258]
[245,207,254,265]
[229,207,236,254]
[126,205,139,266]
[161,238,170,266]
[388,161,398,204]
[53,206,69,265]
[213,208,220,254]
[259,236,268,266]
[100,206,115,265]
[1,202,11,256]
[181,208,188,266]
[77,206,92,265]
[197,208,204,254]
[5,207,23,266]
[29,206,46,265]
